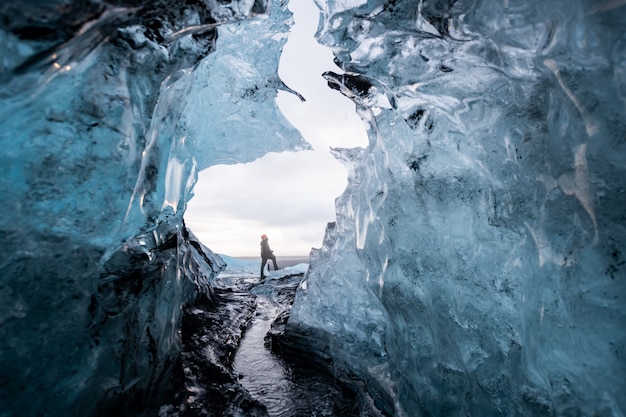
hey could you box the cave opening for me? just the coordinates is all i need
[185,0,366,258]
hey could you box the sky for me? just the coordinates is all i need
[184,0,368,257]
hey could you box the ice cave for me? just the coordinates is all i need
[0,0,624,416]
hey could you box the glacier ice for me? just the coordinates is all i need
[0,0,625,416]
[285,0,626,416]
[0,0,306,415]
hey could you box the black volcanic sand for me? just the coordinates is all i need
[175,272,375,417]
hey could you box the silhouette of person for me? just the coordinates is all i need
[260,234,278,278]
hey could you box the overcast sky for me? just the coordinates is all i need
[184,0,367,257]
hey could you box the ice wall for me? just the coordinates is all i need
[0,1,306,415]
[287,0,626,415]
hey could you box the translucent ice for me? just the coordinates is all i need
[0,0,305,415]
[287,0,626,415]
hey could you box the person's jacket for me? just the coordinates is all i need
[260,239,273,257]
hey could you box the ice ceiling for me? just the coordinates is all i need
[0,0,624,416]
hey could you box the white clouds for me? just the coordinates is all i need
[184,0,367,257]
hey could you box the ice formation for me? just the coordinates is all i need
[286,0,626,415]
[0,0,624,416]
[0,0,305,415]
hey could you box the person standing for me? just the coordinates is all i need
[260,234,279,278]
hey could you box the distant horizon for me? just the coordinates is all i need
[220,253,311,270]
[229,254,311,259]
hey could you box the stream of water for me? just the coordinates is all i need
[226,274,373,417]
[234,294,297,416]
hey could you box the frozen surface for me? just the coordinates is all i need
[0,0,306,415]
[287,0,626,416]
